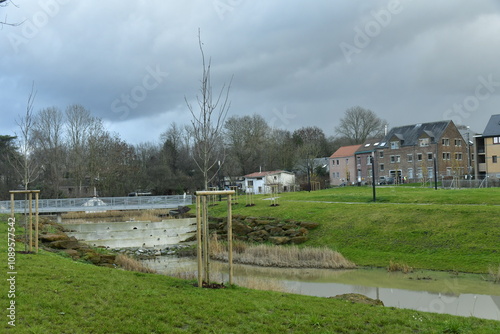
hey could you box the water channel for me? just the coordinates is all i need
[143,256,500,321]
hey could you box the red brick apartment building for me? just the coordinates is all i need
[374,121,469,183]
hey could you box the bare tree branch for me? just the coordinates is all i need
[1,0,22,27]
[10,82,39,190]
[335,106,387,144]
[186,29,232,190]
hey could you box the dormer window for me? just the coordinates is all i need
[390,141,399,149]
[419,138,430,147]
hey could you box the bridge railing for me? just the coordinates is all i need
[0,195,193,214]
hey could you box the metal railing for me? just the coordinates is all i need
[0,195,193,214]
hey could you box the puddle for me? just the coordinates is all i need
[143,256,500,320]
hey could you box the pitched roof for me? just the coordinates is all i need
[355,138,383,154]
[244,170,290,178]
[330,144,362,158]
[482,114,500,137]
[378,121,451,148]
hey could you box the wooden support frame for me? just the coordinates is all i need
[9,190,40,253]
[195,190,235,288]
[229,186,239,204]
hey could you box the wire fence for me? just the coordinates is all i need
[0,195,193,214]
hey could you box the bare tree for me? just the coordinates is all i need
[65,104,94,196]
[0,135,19,197]
[11,83,39,190]
[292,126,329,190]
[224,114,269,175]
[1,0,22,27]
[335,106,387,144]
[32,107,65,197]
[186,30,232,190]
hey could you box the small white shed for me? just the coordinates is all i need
[243,170,296,194]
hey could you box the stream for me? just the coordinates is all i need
[143,256,500,321]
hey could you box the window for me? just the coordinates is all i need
[454,153,463,161]
[455,139,462,146]
[390,141,399,149]
[408,168,413,179]
[336,159,339,165]
[428,167,434,178]
[442,152,450,160]
[248,181,254,187]
[396,155,400,163]
[442,138,450,146]
[417,168,423,178]
[493,156,498,163]
[419,138,430,147]
[367,156,372,165]
[494,137,500,144]
[336,172,340,178]
[390,155,395,163]
[407,154,413,162]
[379,151,384,158]
[417,153,422,161]
[446,167,452,176]
[346,158,349,165]
[427,153,433,161]
[357,156,361,165]
[380,164,385,171]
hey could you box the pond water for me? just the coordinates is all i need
[143,256,500,321]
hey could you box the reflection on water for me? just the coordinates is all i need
[143,256,500,321]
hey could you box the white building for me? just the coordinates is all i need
[243,170,296,194]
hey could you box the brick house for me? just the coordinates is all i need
[329,144,362,186]
[375,120,469,183]
[354,139,383,185]
[475,114,500,180]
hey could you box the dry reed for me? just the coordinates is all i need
[115,254,157,274]
[489,265,500,283]
[387,260,413,273]
[209,235,355,269]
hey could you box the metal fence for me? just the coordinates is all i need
[441,178,500,189]
[0,195,193,214]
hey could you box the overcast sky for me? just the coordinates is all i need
[1,0,500,145]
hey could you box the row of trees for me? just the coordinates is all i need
[0,104,386,199]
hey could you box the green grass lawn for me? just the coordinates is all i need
[273,186,500,204]
[2,187,500,333]
[3,247,500,333]
[213,187,500,273]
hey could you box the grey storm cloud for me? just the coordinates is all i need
[1,0,500,144]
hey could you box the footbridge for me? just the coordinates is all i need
[0,195,193,214]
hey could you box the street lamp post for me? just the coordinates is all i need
[371,154,376,202]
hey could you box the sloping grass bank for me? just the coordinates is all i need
[209,188,500,273]
[276,186,500,204]
[5,249,500,333]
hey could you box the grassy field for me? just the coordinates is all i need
[273,186,500,204]
[3,243,500,333]
[2,186,500,332]
[211,187,500,273]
